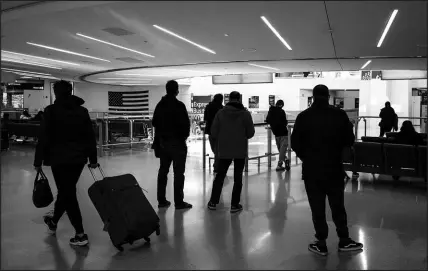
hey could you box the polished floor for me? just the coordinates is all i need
[1,144,426,270]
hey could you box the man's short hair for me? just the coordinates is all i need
[213,93,223,102]
[276,100,284,106]
[166,80,179,95]
[313,84,329,99]
[53,80,72,97]
[229,91,241,101]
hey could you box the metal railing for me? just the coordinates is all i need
[355,116,427,140]
[203,121,298,172]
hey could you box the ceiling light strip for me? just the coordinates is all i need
[153,25,216,54]
[361,60,372,69]
[248,63,279,71]
[119,74,165,77]
[27,42,111,62]
[1,68,52,76]
[76,33,155,58]
[97,78,152,81]
[377,10,398,48]
[261,16,292,50]
[2,58,62,69]
[2,50,80,66]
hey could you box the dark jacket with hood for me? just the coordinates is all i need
[152,95,190,142]
[266,106,288,137]
[379,106,397,129]
[34,95,97,167]
[211,102,255,159]
[204,101,223,135]
[291,100,354,182]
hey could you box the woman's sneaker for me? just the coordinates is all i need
[308,241,328,256]
[43,216,57,234]
[230,204,243,213]
[207,202,217,210]
[338,239,363,252]
[70,234,89,246]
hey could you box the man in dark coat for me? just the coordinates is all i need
[34,80,97,246]
[207,91,255,213]
[204,94,223,172]
[379,101,397,137]
[152,80,192,210]
[291,84,363,256]
[266,99,290,171]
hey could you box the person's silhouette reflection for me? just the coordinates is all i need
[203,210,231,269]
[266,171,291,236]
[43,235,89,270]
[172,209,190,269]
[230,214,248,268]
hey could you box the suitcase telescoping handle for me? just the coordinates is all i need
[88,163,105,182]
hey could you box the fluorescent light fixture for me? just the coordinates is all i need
[1,50,80,66]
[27,42,111,62]
[20,76,36,79]
[119,83,158,86]
[76,33,155,58]
[248,63,279,71]
[2,58,62,69]
[153,24,216,54]
[377,10,398,47]
[361,60,372,69]
[119,74,165,77]
[261,16,292,50]
[97,78,152,81]
[1,67,52,76]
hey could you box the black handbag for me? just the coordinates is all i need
[33,169,54,208]
[151,135,161,158]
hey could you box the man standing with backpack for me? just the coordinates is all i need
[266,100,290,171]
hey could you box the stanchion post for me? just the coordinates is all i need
[266,126,272,167]
[287,125,292,164]
[245,140,249,172]
[363,118,367,137]
[97,119,103,157]
[355,118,360,141]
[129,119,134,149]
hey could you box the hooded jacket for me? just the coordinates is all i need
[152,95,190,141]
[34,95,97,167]
[203,101,223,135]
[266,106,288,137]
[291,100,354,181]
[211,102,255,159]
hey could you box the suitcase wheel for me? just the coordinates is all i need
[144,237,150,243]
[115,245,124,252]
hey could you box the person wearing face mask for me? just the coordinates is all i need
[152,80,192,210]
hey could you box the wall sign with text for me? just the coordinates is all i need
[190,95,211,114]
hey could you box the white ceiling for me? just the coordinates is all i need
[1,1,426,85]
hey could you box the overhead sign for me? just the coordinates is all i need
[190,95,211,114]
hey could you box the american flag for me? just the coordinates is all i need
[108,90,149,115]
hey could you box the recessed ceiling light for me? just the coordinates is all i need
[261,16,292,50]
[377,9,398,48]
[248,63,279,71]
[224,34,229,37]
[361,60,372,69]
[76,33,155,58]
[153,25,216,54]
[27,42,111,62]
[1,50,80,66]
[1,67,52,76]
[2,58,62,69]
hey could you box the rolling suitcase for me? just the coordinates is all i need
[88,165,160,251]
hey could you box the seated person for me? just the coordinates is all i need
[391,120,424,146]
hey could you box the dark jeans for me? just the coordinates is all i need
[51,163,85,234]
[208,135,218,171]
[210,158,245,205]
[157,139,187,205]
[380,125,393,137]
[304,178,349,241]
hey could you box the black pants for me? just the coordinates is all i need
[210,158,245,205]
[157,139,187,205]
[380,125,393,137]
[208,135,218,171]
[51,163,85,234]
[304,178,349,241]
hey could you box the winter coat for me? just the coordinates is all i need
[266,106,288,137]
[34,95,97,167]
[211,102,255,159]
[203,101,223,135]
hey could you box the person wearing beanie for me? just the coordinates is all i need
[291,84,363,256]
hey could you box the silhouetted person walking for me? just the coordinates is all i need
[204,94,224,173]
[291,84,363,256]
[266,99,290,171]
[379,101,397,137]
[207,91,255,213]
[34,80,97,246]
[152,80,192,210]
